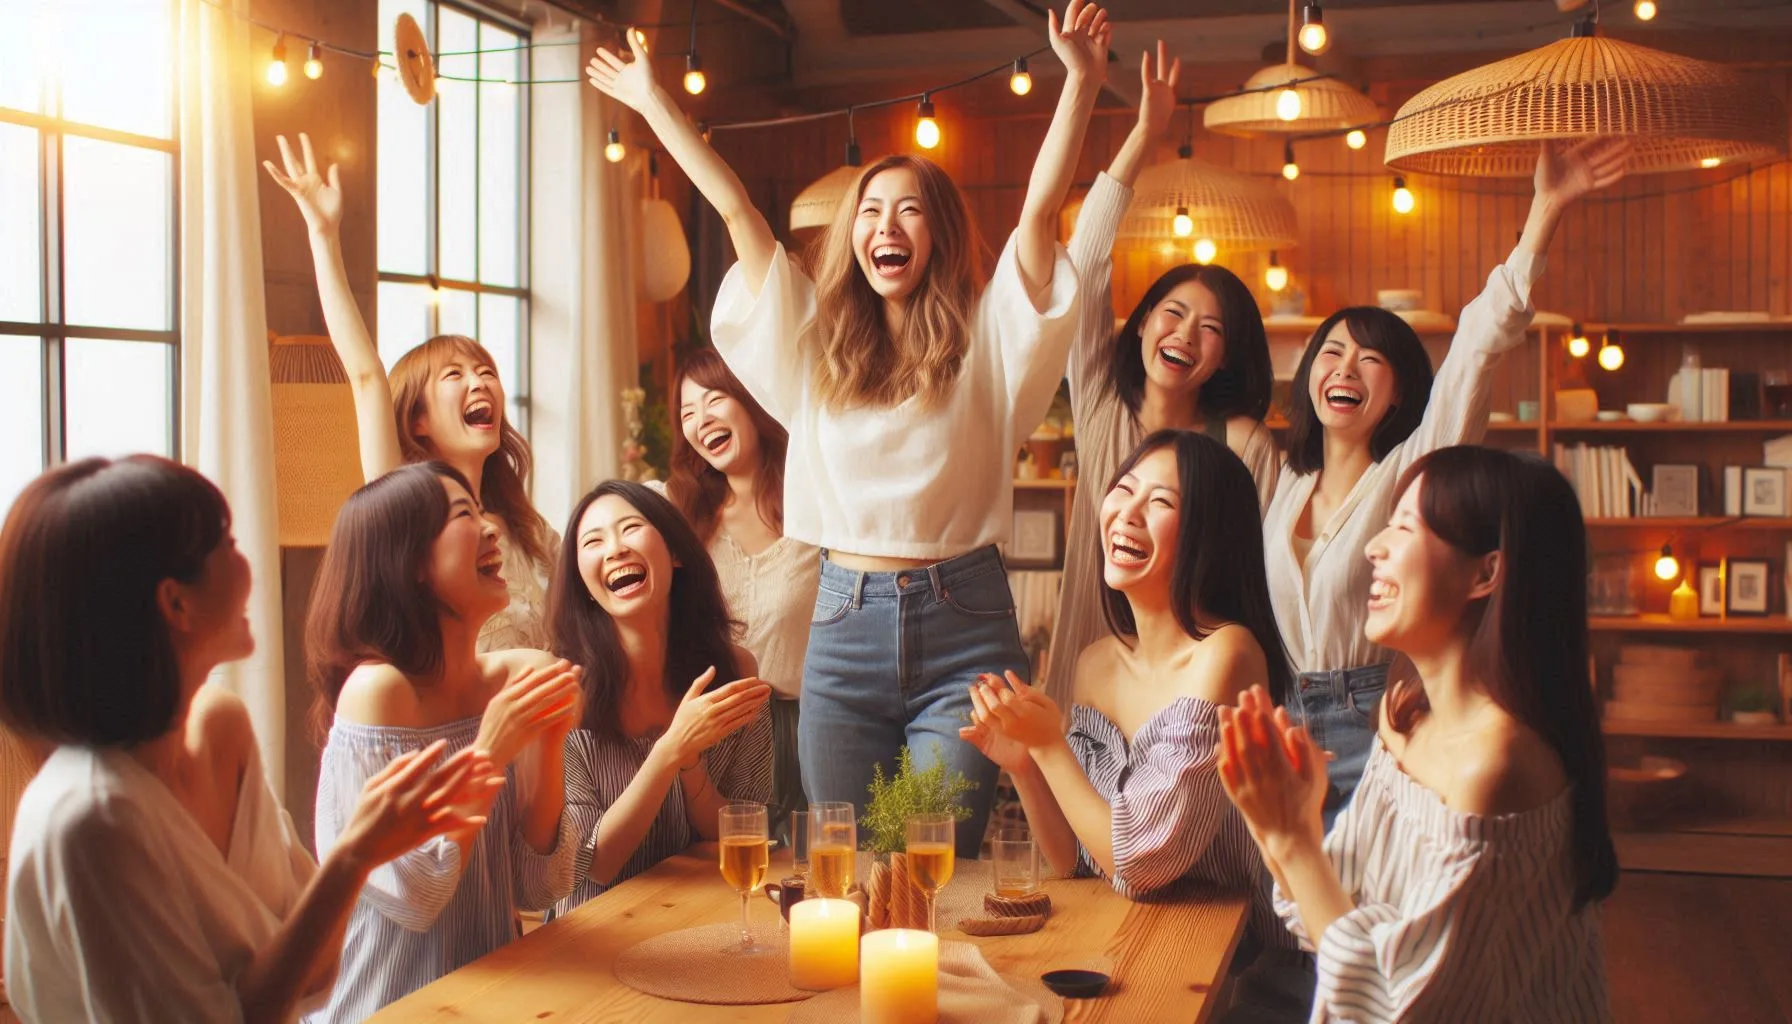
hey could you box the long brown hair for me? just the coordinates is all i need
[305,462,472,736]
[1384,446,1616,908]
[389,335,552,570]
[807,154,983,410]
[667,348,787,543]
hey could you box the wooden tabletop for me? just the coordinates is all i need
[369,845,1249,1023]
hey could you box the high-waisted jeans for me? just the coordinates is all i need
[1289,662,1390,832]
[798,545,1024,858]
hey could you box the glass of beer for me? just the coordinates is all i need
[905,812,956,934]
[809,801,857,898]
[719,801,770,955]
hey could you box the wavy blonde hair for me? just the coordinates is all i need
[806,154,984,410]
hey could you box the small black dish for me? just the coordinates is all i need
[1040,969,1110,999]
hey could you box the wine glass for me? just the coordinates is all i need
[718,801,770,955]
[809,801,857,898]
[905,812,956,934]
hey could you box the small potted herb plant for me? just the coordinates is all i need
[1730,686,1779,726]
[861,747,973,930]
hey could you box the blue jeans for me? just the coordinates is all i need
[1289,663,1389,832]
[799,546,1022,859]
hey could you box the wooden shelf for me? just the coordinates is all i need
[1583,517,1792,530]
[1604,719,1792,741]
[1548,420,1792,432]
[1585,321,1792,336]
[1589,614,1792,634]
[1485,420,1541,431]
[1013,478,1072,490]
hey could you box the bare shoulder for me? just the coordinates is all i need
[1223,415,1269,453]
[1448,721,1569,817]
[189,683,256,772]
[334,662,426,727]
[1071,635,1124,709]
[730,644,759,681]
[1181,624,1268,706]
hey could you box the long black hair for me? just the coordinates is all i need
[1284,307,1435,475]
[1104,263,1273,423]
[1099,429,1292,704]
[547,480,742,741]
[1386,446,1616,909]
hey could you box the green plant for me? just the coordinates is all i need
[635,360,672,477]
[860,747,975,856]
[1731,687,1773,714]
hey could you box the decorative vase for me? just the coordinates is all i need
[866,852,928,931]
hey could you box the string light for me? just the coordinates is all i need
[1298,2,1329,55]
[1392,176,1415,214]
[1282,142,1300,181]
[1598,334,1625,371]
[304,41,323,79]
[915,94,940,149]
[1345,129,1366,150]
[1172,206,1193,238]
[266,35,288,86]
[1567,323,1590,359]
[1275,87,1302,121]
[1265,252,1289,292]
[1634,0,1657,21]
[1700,156,1721,168]
[684,54,706,95]
[1010,58,1032,96]
[1654,544,1680,582]
[372,59,393,81]
[1194,238,1217,264]
[604,129,625,163]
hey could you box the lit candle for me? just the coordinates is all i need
[860,929,937,1024]
[789,898,859,991]
[1669,578,1699,620]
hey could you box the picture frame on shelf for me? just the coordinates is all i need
[1698,564,1726,616]
[1725,558,1771,616]
[1650,464,1701,517]
[1008,508,1062,570]
[1741,466,1788,517]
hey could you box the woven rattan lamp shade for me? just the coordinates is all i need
[269,335,364,547]
[790,164,863,234]
[1204,64,1382,137]
[1386,34,1788,176]
[1118,156,1299,251]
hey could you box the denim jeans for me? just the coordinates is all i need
[798,546,1023,859]
[1289,663,1389,832]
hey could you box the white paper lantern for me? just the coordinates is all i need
[638,197,690,302]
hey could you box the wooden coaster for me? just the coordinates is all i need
[958,914,1046,936]
[985,892,1051,918]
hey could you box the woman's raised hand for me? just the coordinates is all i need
[961,675,1032,772]
[1048,1,1112,83]
[659,666,772,767]
[972,671,1064,752]
[474,658,584,767]
[262,133,343,236]
[1535,137,1631,210]
[1137,40,1181,141]
[586,30,664,115]
[335,741,506,870]
[1217,685,1326,856]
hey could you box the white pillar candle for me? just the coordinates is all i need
[860,928,938,1024]
[788,898,860,990]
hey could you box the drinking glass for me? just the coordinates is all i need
[789,809,812,879]
[718,801,770,955]
[991,828,1039,897]
[809,801,857,898]
[905,812,957,934]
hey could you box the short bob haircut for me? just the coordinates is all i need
[1283,307,1436,476]
[306,461,473,732]
[1104,263,1273,423]
[0,456,231,746]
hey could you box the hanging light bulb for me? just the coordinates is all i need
[1172,206,1193,238]
[1265,252,1289,293]
[1567,324,1590,359]
[604,130,626,163]
[632,27,648,49]
[915,94,940,149]
[1634,0,1658,21]
[1275,87,1302,122]
[1653,544,1680,582]
[303,41,323,80]
[683,53,706,95]
[1345,129,1367,150]
[1282,142,1300,181]
[371,59,391,81]
[1010,58,1032,96]
[1298,2,1329,55]
[266,35,289,87]
[1392,176,1415,214]
[1700,156,1721,168]
[1194,238,1217,265]
[1598,334,1625,371]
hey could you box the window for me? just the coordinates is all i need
[377,0,531,433]
[0,0,178,511]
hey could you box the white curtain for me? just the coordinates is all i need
[177,0,286,795]
[529,19,640,522]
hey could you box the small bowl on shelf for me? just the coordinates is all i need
[1625,403,1677,423]
[1595,411,1628,422]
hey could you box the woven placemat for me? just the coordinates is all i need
[785,941,1064,1024]
[615,922,816,1005]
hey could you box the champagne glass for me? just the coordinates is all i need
[809,801,857,898]
[905,812,956,934]
[789,809,812,879]
[718,801,770,955]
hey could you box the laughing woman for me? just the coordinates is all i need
[587,3,1108,852]
[1261,139,1628,825]
[1220,446,1615,1022]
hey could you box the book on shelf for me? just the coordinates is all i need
[1554,443,1644,518]
[1669,367,1734,422]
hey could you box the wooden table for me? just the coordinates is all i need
[370,845,1248,1023]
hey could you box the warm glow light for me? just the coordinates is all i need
[1392,177,1415,215]
[1299,2,1329,54]
[915,96,941,149]
[372,59,392,81]
[1635,0,1658,21]
[1568,333,1590,359]
[267,37,289,87]
[1598,339,1625,371]
[1010,58,1032,96]
[1282,143,1300,181]
[1194,238,1217,264]
[304,42,323,80]
[684,70,707,94]
[1265,254,1289,292]
[1172,206,1193,238]
[604,130,625,163]
[1346,129,1367,150]
[632,27,648,48]
[1275,87,1302,121]
[1700,156,1721,168]
[1654,546,1680,582]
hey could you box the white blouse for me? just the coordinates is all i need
[1280,741,1610,1023]
[709,232,1081,560]
[6,741,318,1023]
[1262,247,1543,674]
[478,523,557,653]
[710,531,820,699]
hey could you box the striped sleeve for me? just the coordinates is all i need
[705,702,774,804]
[561,730,605,887]
[508,741,580,912]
